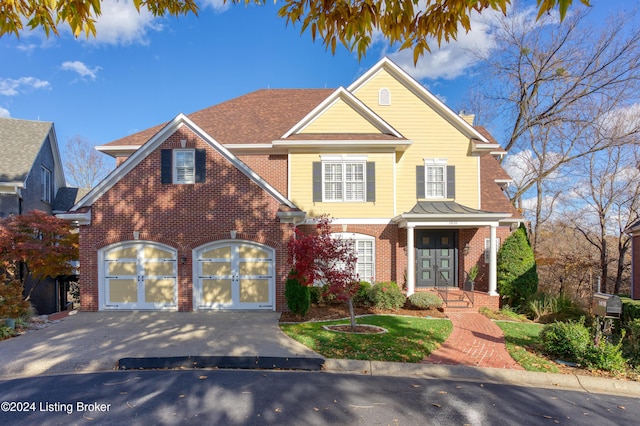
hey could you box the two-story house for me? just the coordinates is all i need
[0,117,79,314]
[61,58,520,312]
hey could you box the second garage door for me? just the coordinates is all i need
[194,241,274,310]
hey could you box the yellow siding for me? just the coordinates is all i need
[351,71,480,213]
[289,152,395,218]
[301,98,381,134]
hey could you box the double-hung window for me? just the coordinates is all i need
[322,156,366,202]
[484,237,501,263]
[425,159,446,198]
[174,150,195,184]
[41,166,51,203]
[332,233,375,283]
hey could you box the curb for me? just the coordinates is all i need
[322,359,640,397]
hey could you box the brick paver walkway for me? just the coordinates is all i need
[422,312,524,369]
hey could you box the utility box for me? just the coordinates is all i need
[592,293,622,319]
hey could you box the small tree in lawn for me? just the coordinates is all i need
[0,210,79,302]
[288,216,359,329]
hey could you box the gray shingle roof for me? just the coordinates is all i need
[0,117,52,182]
[53,187,87,212]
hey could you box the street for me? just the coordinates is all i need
[1,369,638,425]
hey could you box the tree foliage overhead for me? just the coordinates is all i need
[2,0,588,62]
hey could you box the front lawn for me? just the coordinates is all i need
[495,321,560,373]
[280,315,452,363]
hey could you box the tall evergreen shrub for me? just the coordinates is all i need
[496,224,538,308]
[285,272,310,316]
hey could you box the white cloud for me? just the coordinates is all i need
[87,0,163,45]
[0,77,50,96]
[378,8,503,80]
[0,107,10,118]
[200,0,231,12]
[62,61,101,80]
[378,4,562,81]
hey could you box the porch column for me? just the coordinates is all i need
[488,224,498,296]
[406,225,415,296]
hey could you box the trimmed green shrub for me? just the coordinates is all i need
[408,292,443,309]
[623,318,640,366]
[621,297,640,326]
[539,319,591,362]
[285,275,310,316]
[309,286,322,305]
[497,224,538,308]
[583,338,627,372]
[0,325,15,340]
[352,281,372,307]
[368,282,406,310]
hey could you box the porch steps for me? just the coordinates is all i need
[438,289,478,313]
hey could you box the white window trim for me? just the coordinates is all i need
[173,149,195,184]
[424,158,447,199]
[332,232,376,283]
[41,166,51,203]
[484,237,501,263]
[320,155,368,202]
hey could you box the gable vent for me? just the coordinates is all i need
[379,88,391,106]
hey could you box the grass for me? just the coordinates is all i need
[495,321,559,373]
[280,315,452,363]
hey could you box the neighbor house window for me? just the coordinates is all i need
[322,157,366,202]
[484,237,501,263]
[332,233,376,283]
[41,166,51,203]
[174,150,195,184]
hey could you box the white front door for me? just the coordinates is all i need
[102,242,177,310]
[194,241,274,310]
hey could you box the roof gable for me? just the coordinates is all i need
[72,114,297,211]
[282,87,402,138]
[0,118,54,182]
[347,57,489,143]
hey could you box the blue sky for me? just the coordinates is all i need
[0,0,631,167]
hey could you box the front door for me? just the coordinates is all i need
[416,230,457,288]
[103,242,177,310]
[195,241,274,310]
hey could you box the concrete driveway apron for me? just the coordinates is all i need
[0,311,321,378]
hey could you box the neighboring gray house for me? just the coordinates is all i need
[0,117,78,314]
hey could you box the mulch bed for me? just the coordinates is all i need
[279,302,447,323]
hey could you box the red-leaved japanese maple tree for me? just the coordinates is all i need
[0,210,79,301]
[288,216,360,328]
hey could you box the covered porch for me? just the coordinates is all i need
[393,201,513,309]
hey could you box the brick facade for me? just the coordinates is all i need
[296,223,512,294]
[633,232,640,300]
[78,127,296,311]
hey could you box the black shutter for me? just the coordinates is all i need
[312,162,322,202]
[447,165,456,199]
[195,149,206,183]
[366,162,375,202]
[416,165,425,198]
[161,149,172,184]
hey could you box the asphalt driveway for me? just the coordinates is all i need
[0,311,321,378]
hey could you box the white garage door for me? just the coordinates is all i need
[194,241,274,310]
[101,242,177,310]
